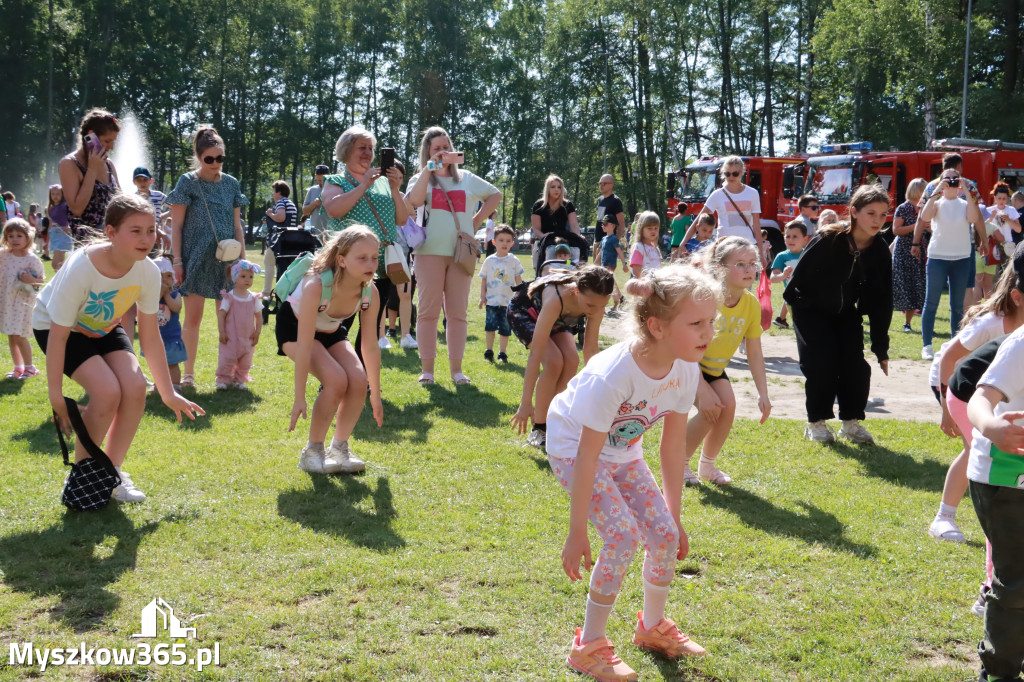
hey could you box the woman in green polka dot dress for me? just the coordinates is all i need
[320,126,409,360]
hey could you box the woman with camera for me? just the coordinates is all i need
[406,126,501,385]
[320,125,409,356]
[166,126,249,388]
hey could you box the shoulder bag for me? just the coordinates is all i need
[56,397,121,511]
[431,175,480,277]
[194,172,242,262]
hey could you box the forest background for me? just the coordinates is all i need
[1,0,1022,228]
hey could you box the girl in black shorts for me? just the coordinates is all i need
[508,265,614,449]
[33,194,205,504]
[277,226,383,475]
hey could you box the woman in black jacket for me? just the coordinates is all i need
[784,184,893,445]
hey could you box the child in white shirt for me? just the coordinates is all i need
[478,224,523,363]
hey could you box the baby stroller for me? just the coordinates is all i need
[532,231,590,276]
[262,226,323,324]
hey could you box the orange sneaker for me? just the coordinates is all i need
[567,627,638,682]
[633,611,706,658]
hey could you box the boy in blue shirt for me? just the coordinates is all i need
[597,214,626,311]
[683,213,716,258]
[770,220,811,328]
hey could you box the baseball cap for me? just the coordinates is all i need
[601,214,617,224]
[314,165,330,175]
[133,167,152,179]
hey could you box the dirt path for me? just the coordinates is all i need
[601,317,937,423]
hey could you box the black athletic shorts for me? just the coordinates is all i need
[274,301,349,356]
[34,325,134,378]
[701,369,729,384]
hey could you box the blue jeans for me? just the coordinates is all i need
[921,256,972,346]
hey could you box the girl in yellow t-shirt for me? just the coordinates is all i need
[683,236,771,485]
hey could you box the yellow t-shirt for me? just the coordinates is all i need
[699,290,763,377]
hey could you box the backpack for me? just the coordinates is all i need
[274,253,372,312]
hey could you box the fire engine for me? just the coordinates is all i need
[778,139,1024,229]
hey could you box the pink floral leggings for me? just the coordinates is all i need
[549,456,679,597]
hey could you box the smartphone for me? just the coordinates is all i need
[380,147,395,174]
[441,151,464,165]
[84,132,104,155]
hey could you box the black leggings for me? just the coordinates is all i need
[792,306,871,422]
[345,275,395,364]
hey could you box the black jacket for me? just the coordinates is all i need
[783,229,893,361]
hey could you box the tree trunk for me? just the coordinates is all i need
[762,7,775,156]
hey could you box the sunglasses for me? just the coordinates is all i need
[808,205,821,211]
[724,171,742,178]
[203,155,226,165]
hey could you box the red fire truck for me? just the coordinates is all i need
[778,139,1024,226]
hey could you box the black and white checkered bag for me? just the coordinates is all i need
[55,397,121,511]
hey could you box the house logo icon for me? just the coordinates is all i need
[131,598,197,639]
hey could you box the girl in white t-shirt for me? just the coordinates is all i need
[32,194,205,504]
[928,265,1024,543]
[548,264,720,681]
[0,219,45,378]
[628,211,663,277]
[277,226,383,475]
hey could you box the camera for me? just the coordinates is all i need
[947,177,960,188]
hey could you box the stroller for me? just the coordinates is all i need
[532,231,590,276]
[261,226,323,324]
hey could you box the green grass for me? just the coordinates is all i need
[0,255,982,680]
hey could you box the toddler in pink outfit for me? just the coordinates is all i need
[216,260,263,390]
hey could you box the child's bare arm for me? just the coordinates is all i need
[217,306,229,345]
[165,292,182,314]
[479,277,488,309]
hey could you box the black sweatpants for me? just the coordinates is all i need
[971,480,1024,680]
[791,305,871,422]
[345,275,395,365]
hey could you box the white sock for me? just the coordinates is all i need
[581,597,614,644]
[306,441,324,452]
[698,456,718,475]
[642,581,670,629]
[937,502,958,520]
[331,437,347,451]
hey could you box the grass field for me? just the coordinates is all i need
[0,253,982,681]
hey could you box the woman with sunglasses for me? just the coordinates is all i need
[685,156,767,266]
[166,127,249,388]
[58,108,122,245]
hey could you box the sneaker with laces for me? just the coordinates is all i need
[378,336,392,350]
[921,344,934,360]
[804,420,836,443]
[526,428,546,449]
[567,628,638,682]
[112,471,146,503]
[972,584,990,617]
[400,334,419,349]
[773,316,789,329]
[929,516,966,543]
[839,419,875,444]
[633,612,706,658]
[325,440,366,474]
[903,323,913,333]
[484,349,495,362]
[497,351,508,363]
[299,444,328,474]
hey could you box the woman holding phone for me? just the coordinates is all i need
[58,108,122,245]
[406,127,502,385]
[320,125,408,357]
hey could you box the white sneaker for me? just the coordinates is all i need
[804,420,836,443]
[400,334,419,350]
[526,428,546,449]
[299,444,327,474]
[378,336,392,350]
[234,382,250,391]
[839,419,875,444]
[921,345,934,360]
[215,382,229,390]
[325,441,366,474]
[929,516,966,543]
[112,471,146,503]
